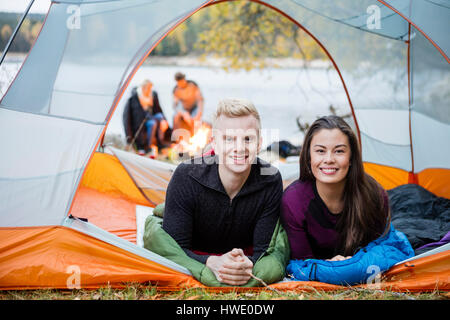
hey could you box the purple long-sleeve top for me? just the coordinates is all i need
[281,180,339,260]
[281,179,389,260]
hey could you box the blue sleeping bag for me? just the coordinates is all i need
[286,224,414,286]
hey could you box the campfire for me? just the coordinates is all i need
[172,122,212,159]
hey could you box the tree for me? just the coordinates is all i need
[194,1,326,71]
[0,12,45,53]
[0,24,13,51]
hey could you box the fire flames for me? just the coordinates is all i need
[175,122,212,157]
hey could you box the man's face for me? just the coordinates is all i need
[211,115,262,176]
[176,79,188,89]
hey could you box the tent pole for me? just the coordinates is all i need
[407,20,417,184]
[0,0,35,66]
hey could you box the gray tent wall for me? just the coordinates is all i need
[0,0,209,228]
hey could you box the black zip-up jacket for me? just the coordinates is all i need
[162,155,283,264]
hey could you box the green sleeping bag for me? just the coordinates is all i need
[143,206,290,287]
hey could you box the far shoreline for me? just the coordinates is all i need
[2,52,331,69]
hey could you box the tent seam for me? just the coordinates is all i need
[0,105,107,125]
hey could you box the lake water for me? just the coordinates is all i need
[1,61,351,147]
[110,64,351,147]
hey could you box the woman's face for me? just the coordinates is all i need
[309,128,352,187]
[142,83,153,97]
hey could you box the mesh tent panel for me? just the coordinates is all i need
[265,0,410,170]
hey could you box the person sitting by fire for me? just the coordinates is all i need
[123,79,167,157]
[172,72,204,138]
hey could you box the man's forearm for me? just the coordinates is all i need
[182,247,210,264]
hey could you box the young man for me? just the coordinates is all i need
[172,72,204,136]
[162,98,283,286]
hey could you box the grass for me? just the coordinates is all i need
[1,284,448,300]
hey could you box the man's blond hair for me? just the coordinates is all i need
[212,98,261,129]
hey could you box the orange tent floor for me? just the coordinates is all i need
[71,186,138,244]
[68,186,450,292]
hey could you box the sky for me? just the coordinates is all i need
[0,0,51,14]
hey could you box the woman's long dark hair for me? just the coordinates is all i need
[299,115,390,256]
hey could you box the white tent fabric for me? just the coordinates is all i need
[356,109,411,171]
[412,111,450,172]
[0,0,208,228]
[0,108,102,227]
[108,146,176,205]
[383,0,450,57]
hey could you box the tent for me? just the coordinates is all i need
[0,0,449,291]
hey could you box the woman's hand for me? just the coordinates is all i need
[206,248,253,286]
[326,255,352,261]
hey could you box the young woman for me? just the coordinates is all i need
[281,115,390,261]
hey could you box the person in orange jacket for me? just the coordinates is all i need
[172,72,204,137]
